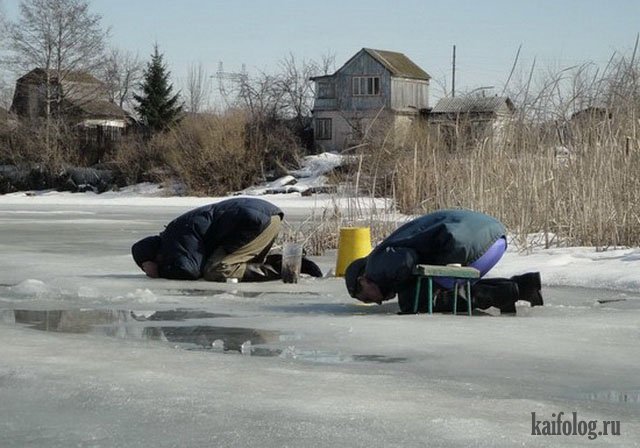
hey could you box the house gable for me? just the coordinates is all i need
[336,48,430,81]
[337,48,390,78]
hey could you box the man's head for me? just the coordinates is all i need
[131,236,161,278]
[345,257,387,305]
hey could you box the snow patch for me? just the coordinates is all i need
[122,288,157,303]
[242,152,348,195]
[10,279,52,298]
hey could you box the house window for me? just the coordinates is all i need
[352,76,380,96]
[315,118,332,140]
[317,81,335,99]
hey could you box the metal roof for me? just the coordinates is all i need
[431,96,515,114]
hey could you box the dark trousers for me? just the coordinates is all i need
[399,272,542,314]
[432,278,520,313]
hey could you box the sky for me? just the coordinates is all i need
[1,0,640,104]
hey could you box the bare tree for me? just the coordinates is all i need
[319,52,336,75]
[0,4,12,109]
[7,0,110,118]
[184,62,211,114]
[236,71,285,120]
[102,48,143,111]
[275,53,318,128]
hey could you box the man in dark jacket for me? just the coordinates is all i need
[132,198,285,282]
[344,209,543,314]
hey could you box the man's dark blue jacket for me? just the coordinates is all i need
[345,209,506,309]
[132,198,283,280]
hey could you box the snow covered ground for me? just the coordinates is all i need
[0,188,639,447]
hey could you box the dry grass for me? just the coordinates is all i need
[0,120,82,170]
[138,111,303,196]
[349,54,640,249]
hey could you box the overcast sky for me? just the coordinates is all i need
[2,0,639,104]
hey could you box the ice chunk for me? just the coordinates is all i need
[10,279,51,298]
[515,300,532,317]
[77,286,101,299]
[125,288,157,303]
[240,340,252,356]
[211,339,225,352]
[279,345,297,359]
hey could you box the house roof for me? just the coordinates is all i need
[362,48,430,80]
[570,106,611,121]
[311,48,431,81]
[17,68,103,85]
[431,96,515,114]
[72,99,126,119]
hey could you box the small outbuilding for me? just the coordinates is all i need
[428,96,515,149]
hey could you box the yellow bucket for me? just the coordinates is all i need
[335,227,372,277]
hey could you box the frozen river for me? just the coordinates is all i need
[0,198,639,447]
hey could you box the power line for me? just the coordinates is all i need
[212,61,247,107]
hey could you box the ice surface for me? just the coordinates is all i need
[0,192,639,447]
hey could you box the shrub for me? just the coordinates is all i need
[150,111,262,195]
[0,120,81,170]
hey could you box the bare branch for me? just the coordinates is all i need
[102,48,143,110]
[184,62,211,114]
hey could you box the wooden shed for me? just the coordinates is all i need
[428,96,515,149]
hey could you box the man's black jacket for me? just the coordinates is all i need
[132,198,283,280]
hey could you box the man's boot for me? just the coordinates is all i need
[510,272,544,306]
[471,279,520,313]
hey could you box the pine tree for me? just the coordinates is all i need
[134,45,183,132]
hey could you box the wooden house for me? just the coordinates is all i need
[310,48,430,152]
[428,96,515,149]
[10,68,128,138]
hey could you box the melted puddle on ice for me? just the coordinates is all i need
[1,308,407,364]
[172,288,321,298]
[174,289,265,298]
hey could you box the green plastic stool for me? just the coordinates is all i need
[412,264,480,315]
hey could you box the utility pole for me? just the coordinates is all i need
[451,45,456,98]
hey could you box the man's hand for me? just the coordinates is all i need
[141,261,159,278]
[357,276,387,304]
